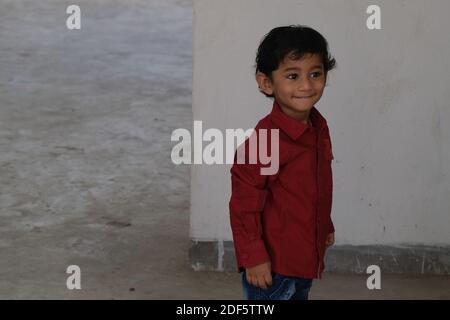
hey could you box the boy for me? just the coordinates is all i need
[229,25,336,300]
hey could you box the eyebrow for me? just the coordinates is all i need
[283,65,324,72]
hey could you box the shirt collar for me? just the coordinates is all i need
[269,100,327,141]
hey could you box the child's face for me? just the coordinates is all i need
[256,53,326,122]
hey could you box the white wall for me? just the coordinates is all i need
[191,0,450,246]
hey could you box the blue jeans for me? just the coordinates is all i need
[241,270,313,300]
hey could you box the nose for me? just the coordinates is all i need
[297,76,313,92]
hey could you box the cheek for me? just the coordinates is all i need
[274,82,292,95]
[314,82,325,95]
[282,82,297,93]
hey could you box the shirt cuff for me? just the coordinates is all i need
[240,239,271,268]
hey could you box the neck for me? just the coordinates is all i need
[278,103,311,124]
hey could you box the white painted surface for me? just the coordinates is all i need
[191,0,450,245]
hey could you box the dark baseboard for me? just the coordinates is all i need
[189,240,450,275]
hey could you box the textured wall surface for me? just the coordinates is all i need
[191,0,450,273]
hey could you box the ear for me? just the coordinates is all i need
[255,72,274,96]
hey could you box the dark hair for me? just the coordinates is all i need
[255,25,336,97]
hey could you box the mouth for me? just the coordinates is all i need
[294,95,315,99]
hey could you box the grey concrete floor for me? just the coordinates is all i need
[0,0,449,300]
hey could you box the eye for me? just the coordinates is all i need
[310,71,323,78]
[287,73,298,80]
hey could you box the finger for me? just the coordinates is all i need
[257,276,268,290]
[250,276,259,287]
[264,272,273,287]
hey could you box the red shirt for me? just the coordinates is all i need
[229,100,335,279]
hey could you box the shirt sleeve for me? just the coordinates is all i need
[229,130,271,270]
[327,129,335,235]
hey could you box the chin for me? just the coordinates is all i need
[292,104,314,112]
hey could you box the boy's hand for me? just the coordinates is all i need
[246,261,272,289]
[326,232,335,247]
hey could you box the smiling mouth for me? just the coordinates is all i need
[294,95,314,99]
